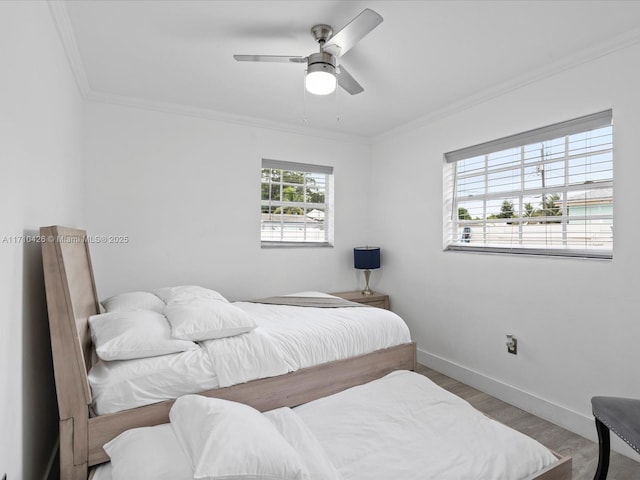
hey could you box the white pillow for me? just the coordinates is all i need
[265,407,343,480]
[101,291,165,313]
[170,395,310,480]
[90,462,112,480]
[104,423,193,480]
[163,299,256,341]
[89,310,198,361]
[153,285,228,304]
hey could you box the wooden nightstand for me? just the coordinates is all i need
[331,291,390,310]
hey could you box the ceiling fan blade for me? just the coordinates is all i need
[324,8,383,57]
[233,55,306,63]
[337,64,364,95]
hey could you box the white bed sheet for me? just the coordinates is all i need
[235,298,410,370]
[92,370,558,480]
[89,345,219,415]
[88,293,411,414]
[264,407,343,480]
[205,297,411,388]
[294,370,558,480]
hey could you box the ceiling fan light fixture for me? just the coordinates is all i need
[305,70,336,95]
[305,60,336,95]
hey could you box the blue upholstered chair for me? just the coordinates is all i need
[591,396,640,479]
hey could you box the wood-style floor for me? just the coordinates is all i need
[416,364,640,480]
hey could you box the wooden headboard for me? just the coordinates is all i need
[41,225,100,476]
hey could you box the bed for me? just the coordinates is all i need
[89,370,571,480]
[40,226,417,480]
[87,287,412,416]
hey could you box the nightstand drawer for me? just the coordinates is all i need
[330,291,390,310]
[360,299,388,309]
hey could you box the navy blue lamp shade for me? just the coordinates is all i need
[353,247,380,295]
[353,247,381,270]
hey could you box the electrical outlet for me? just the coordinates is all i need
[506,334,518,355]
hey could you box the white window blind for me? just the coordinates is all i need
[443,110,613,259]
[261,159,334,247]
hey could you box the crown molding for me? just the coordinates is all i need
[48,0,640,145]
[48,1,368,145]
[47,0,91,97]
[374,25,640,143]
[85,90,372,145]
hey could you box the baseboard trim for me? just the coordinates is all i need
[418,348,639,460]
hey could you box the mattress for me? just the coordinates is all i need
[88,292,411,415]
[92,370,558,480]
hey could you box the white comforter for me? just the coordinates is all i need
[207,298,411,387]
[89,293,411,414]
[294,370,558,480]
[93,370,558,480]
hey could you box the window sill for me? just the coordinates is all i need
[261,241,334,249]
[445,244,612,260]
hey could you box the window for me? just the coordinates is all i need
[443,110,613,259]
[261,159,333,246]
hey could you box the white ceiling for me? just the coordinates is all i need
[62,0,640,139]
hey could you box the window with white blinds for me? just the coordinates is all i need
[261,159,334,247]
[443,110,613,259]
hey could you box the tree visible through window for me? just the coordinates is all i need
[443,110,613,259]
[261,159,333,246]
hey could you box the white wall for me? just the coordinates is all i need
[371,42,640,455]
[84,103,373,301]
[0,2,85,479]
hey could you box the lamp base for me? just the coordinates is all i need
[362,269,374,296]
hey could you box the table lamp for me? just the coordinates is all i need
[353,246,380,295]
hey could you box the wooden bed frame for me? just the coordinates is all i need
[40,225,570,480]
[40,226,417,479]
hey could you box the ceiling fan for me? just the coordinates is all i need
[233,8,383,96]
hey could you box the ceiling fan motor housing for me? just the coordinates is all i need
[307,51,336,76]
[310,24,333,44]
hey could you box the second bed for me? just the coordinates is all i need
[91,369,571,480]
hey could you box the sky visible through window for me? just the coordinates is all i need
[455,126,612,220]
